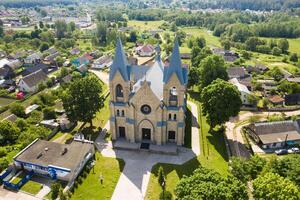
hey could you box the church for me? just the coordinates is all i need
[109,38,188,146]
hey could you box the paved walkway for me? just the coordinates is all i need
[95,101,200,200]
[89,69,109,85]
[0,187,40,200]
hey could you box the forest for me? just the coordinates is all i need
[0,0,75,8]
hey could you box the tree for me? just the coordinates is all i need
[40,42,49,52]
[128,31,137,43]
[0,19,3,38]
[272,47,282,56]
[199,55,228,89]
[157,166,165,187]
[0,121,20,145]
[68,22,76,33]
[195,37,206,49]
[55,20,67,39]
[253,173,300,200]
[62,76,104,127]
[278,39,289,54]
[96,21,108,45]
[290,53,298,62]
[170,22,177,32]
[43,107,56,120]
[51,181,61,200]
[201,79,241,127]
[175,167,248,200]
[15,118,28,131]
[39,21,44,29]
[268,67,284,81]
[221,39,231,50]
[18,125,50,148]
[188,67,201,87]
[10,103,25,118]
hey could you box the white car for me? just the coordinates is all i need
[287,147,300,154]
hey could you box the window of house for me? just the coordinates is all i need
[116,84,124,97]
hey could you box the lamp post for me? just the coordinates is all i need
[161,178,165,199]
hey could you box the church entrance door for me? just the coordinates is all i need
[142,128,151,141]
[119,127,125,138]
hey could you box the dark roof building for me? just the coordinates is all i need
[247,120,300,149]
[14,139,95,182]
[227,67,248,79]
[19,70,48,92]
[285,93,300,106]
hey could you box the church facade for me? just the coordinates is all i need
[109,38,188,146]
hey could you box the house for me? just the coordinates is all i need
[257,79,277,96]
[2,114,18,123]
[180,53,191,59]
[0,79,16,89]
[285,93,300,106]
[13,139,95,182]
[0,58,10,69]
[72,54,93,67]
[0,66,15,80]
[109,38,188,148]
[57,114,75,131]
[24,53,43,64]
[239,76,252,91]
[22,63,53,76]
[268,95,285,106]
[212,48,239,62]
[69,48,81,55]
[61,74,72,84]
[136,44,155,57]
[247,120,300,149]
[19,70,48,93]
[77,64,88,74]
[287,77,300,84]
[44,52,60,64]
[92,55,113,69]
[227,67,248,79]
[5,59,23,71]
[229,78,252,105]
[25,104,39,115]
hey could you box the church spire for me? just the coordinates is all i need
[163,37,184,84]
[109,38,129,81]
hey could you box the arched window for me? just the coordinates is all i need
[169,87,178,106]
[169,113,172,120]
[174,114,177,121]
[117,110,120,116]
[116,84,124,98]
[122,110,125,116]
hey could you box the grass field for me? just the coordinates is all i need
[145,91,229,200]
[0,97,15,107]
[181,27,221,47]
[11,173,42,195]
[71,153,124,200]
[128,20,165,31]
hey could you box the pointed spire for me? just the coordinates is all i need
[109,38,129,81]
[163,37,184,84]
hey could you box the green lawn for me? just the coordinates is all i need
[70,153,125,200]
[181,27,221,47]
[0,97,15,107]
[128,20,165,31]
[145,91,229,200]
[10,173,42,195]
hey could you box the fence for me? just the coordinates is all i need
[3,171,34,190]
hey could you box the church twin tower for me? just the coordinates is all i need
[109,38,188,146]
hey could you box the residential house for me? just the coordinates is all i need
[212,48,239,62]
[268,95,285,106]
[44,52,60,65]
[24,53,43,65]
[247,120,300,149]
[136,44,155,57]
[69,48,81,55]
[22,63,57,76]
[25,104,39,115]
[287,77,300,84]
[92,55,113,69]
[13,139,95,182]
[229,78,252,105]
[285,93,300,106]
[72,54,93,67]
[180,53,191,60]
[0,58,10,69]
[257,79,277,96]
[0,66,15,80]
[5,60,23,71]
[19,70,48,93]
[227,67,248,79]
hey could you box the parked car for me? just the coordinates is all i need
[287,147,300,154]
[275,149,288,155]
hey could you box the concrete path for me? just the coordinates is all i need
[89,69,109,85]
[0,187,40,200]
[94,102,200,200]
[187,101,201,155]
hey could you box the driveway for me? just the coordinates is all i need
[95,101,200,200]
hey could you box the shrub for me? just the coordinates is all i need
[43,107,56,120]
[51,181,61,200]
[10,103,25,118]
[159,191,172,200]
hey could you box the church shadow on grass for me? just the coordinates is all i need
[206,128,230,162]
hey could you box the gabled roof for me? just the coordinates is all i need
[229,78,250,94]
[163,38,185,85]
[109,38,129,81]
[20,69,48,88]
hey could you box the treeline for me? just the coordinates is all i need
[0,0,75,8]
[186,0,300,11]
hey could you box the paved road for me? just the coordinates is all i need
[225,110,300,158]
[0,187,40,200]
[95,101,200,200]
[89,69,109,85]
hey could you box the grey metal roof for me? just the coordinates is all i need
[109,38,130,81]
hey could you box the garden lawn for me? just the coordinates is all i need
[70,153,125,200]
[181,27,221,47]
[128,20,165,31]
[0,97,15,107]
[145,91,229,200]
[11,173,42,195]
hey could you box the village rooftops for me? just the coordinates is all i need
[14,139,94,180]
[20,69,48,88]
[287,77,300,84]
[248,120,300,145]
